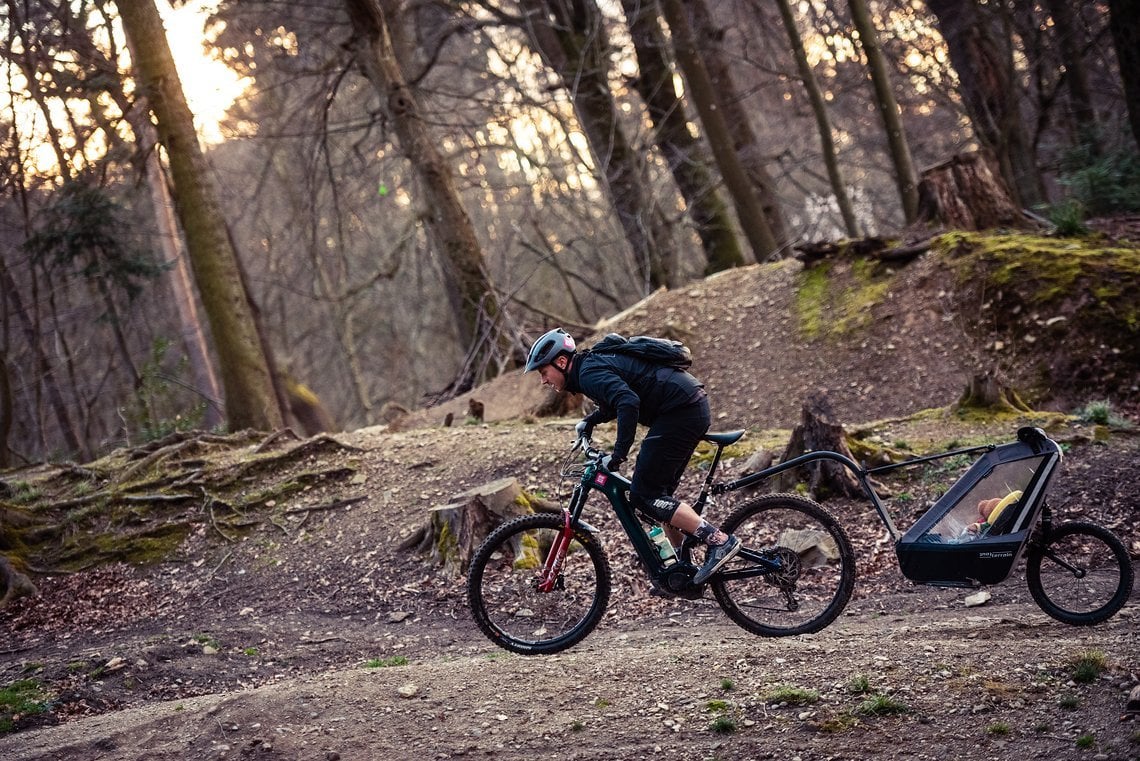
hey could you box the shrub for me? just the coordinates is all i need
[710,714,737,734]
[763,684,819,706]
[1057,141,1140,216]
[1071,650,1107,683]
[1046,199,1088,237]
[856,693,908,716]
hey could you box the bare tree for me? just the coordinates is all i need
[681,0,791,252]
[771,0,860,237]
[345,0,512,393]
[619,0,746,273]
[924,0,1044,208]
[516,0,681,290]
[657,0,781,260]
[116,0,283,431]
[848,0,919,223]
[1044,0,1098,152]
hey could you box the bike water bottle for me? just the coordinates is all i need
[648,525,677,564]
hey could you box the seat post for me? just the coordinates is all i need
[693,443,726,514]
[694,431,744,514]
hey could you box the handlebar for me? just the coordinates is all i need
[573,435,601,460]
[572,436,617,473]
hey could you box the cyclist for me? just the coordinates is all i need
[525,327,740,584]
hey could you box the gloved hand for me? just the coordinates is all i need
[574,420,593,441]
[600,454,624,472]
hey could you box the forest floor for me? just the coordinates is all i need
[3,234,1140,761]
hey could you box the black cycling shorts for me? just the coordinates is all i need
[629,397,711,522]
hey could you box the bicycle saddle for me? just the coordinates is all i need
[704,430,745,446]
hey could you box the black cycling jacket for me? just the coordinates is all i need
[565,350,705,462]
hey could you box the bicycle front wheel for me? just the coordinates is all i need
[467,513,612,655]
[711,493,855,637]
[1025,521,1133,626]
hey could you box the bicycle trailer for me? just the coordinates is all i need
[895,427,1064,587]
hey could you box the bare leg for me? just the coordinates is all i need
[667,502,729,545]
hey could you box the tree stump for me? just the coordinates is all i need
[916,151,1023,230]
[0,556,37,609]
[771,391,868,500]
[956,372,1032,413]
[736,448,774,494]
[406,477,533,575]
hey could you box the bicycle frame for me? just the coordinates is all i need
[542,447,770,596]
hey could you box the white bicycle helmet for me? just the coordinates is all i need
[525,328,576,372]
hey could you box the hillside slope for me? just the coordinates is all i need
[399,233,1138,432]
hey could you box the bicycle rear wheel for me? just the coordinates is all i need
[467,513,612,654]
[711,493,855,637]
[1025,521,1133,625]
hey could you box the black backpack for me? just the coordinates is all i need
[588,333,693,370]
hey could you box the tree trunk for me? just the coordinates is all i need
[1108,0,1140,151]
[848,0,920,224]
[518,0,679,291]
[620,0,747,274]
[130,111,225,429]
[407,477,535,575]
[1044,0,1098,152]
[773,0,860,237]
[657,0,780,262]
[0,258,85,459]
[346,0,511,393]
[772,391,866,500]
[925,0,1045,208]
[916,151,1022,230]
[0,352,12,468]
[116,0,282,432]
[683,0,791,254]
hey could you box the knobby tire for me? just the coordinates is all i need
[467,513,612,654]
[711,493,856,636]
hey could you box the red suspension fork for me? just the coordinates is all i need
[537,510,574,592]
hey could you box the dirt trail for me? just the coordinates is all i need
[6,594,1139,761]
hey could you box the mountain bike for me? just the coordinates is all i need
[466,431,857,655]
[467,426,1132,655]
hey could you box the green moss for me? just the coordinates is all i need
[936,231,1140,332]
[690,441,751,467]
[796,264,832,339]
[0,679,51,734]
[513,531,542,570]
[795,258,895,339]
[435,520,458,562]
